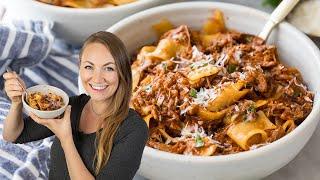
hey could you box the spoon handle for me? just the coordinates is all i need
[259,0,300,40]
[0,2,5,21]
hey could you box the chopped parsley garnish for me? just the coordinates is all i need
[293,90,300,98]
[244,83,252,89]
[247,104,256,113]
[244,35,253,43]
[195,134,204,148]
[162,62,168,71]
[189,88,197,98]
[227,64,237,73]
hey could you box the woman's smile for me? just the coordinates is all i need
[89,83,109,91]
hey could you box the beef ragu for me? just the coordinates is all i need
[26,92,64,111]
[130,10,314,156]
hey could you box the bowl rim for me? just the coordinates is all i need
[22,84,69,114]
[24,0,158,13]
[107,1,320,162]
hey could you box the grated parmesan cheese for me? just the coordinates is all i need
[234,105,240,112]
[249,142,270,150]
[180,123,207,139]
[234,50,243,63]
[293,77,307,91]
[304,96,313,102]
[179,124,224,148]
[189,46,214,69]
[215,53,229,67]
[192,87,218,107]
[180,106,190,115]
[171,33,184,41]
[239,72,247,80]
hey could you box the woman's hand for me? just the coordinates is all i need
[29,105,73,143]
[3,71,26,105]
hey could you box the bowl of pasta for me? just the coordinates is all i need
[77,1,320,180]
[3,0,178,45]
[22,85,69,119]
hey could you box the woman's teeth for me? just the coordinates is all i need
[90,84,108,90]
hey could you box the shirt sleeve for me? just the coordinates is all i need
[13,116,54,143]
[96,114,149,180]
[14,95,78,144]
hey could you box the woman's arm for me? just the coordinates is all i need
[61,137,95,180]
[3,71,54,143]
[3,102,24,142]
[2,71,27,142]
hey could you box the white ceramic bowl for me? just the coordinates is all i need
[79,2,320,180]
[23,85,69,119]
[3,0,178,45]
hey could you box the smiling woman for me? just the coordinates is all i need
[2,31,149,180]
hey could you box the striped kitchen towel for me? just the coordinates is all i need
[0,19,54,89]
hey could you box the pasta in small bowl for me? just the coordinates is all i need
[22,85,69,119]
[84,1,320,180]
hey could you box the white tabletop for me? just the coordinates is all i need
[134,1,320,180]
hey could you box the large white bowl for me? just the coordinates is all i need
[23,85,69,119]
[79,2,320,180]
[3,0,178,45]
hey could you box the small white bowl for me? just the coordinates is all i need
[22,85,69,119]
[81,1,320,180]
[3,0,178,45]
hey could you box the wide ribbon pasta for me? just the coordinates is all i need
[227,111,276,150]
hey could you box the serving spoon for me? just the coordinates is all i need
[258,0,300,41]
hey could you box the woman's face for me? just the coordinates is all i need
[80,42,119,102]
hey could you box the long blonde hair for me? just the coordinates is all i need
[79,31,132,175]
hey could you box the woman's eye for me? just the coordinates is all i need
[84,66,93,70]
[104,67,114,71]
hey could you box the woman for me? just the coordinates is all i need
[2,31,148,180]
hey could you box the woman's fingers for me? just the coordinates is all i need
[5,83,23,92]
[29,113,50,126]
[6,90,24,98]
[3,72,17,80]
[3,72,27,103]
[63,105,72,120]
[4,79,24,102]
[4,74,24,91]
[3,72,26,89]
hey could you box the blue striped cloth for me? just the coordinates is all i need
[0,19,79,180]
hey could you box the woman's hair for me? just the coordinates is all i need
[79,31,132,175]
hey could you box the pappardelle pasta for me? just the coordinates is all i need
[36,0,136,8]
[26,92,65,111]
[130,10,314,156]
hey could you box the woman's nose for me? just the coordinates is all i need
[92,69,104,82]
